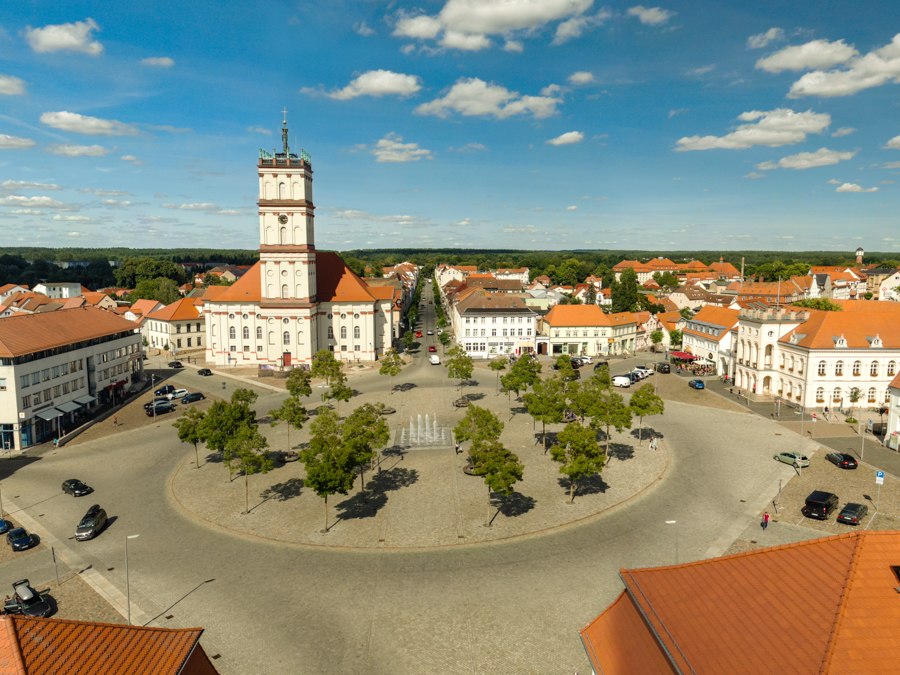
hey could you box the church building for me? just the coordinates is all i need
[203,117,397,368]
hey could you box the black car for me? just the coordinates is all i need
[570,359,583,369]
[198,368,213,376]
[181,392,206,404]
[168,361,184,369]
[61,478,93,497]
[75,504,108,541]
[146,400,175,416]
[3,579,52,618]
[7,527,38,551]
[593,361,610,371]
[801,490,839,520]
[825,452,858,469]
[837,502,868,526]
[656,362,671,373]
[144,397,170,410]
[154,384,176,396]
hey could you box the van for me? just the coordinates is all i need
[612,375,631,388]
[429,355,441,365]
[801,491,838,520]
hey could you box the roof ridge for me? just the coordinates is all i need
[10,614,204,634]
[818,531,868,673]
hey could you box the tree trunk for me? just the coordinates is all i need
[605,424,612,456]
[323,495,329,532]
[244,469,249,514]
[569,480,576,504]
[194,442,200,469]
[486,486,492,527]
[638,415,644,445]
[542,421,548,454]
[287,425,291,452]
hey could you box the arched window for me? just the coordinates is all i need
[327,327,334,339]
[281,284,288,299]
[818,361,826,376]
[868,387,877,403]
[283,331,290,345]
[852,360,861,376]
[268,331,275,345]
[242,327,249,340]
[340,326,347,339]
[354,326,360,339]
[832,387,841,402]
[256,327,262,340]
[888,361,897,376]
[870,361,878,377]
[815,387,824,402]
[229,326,236,340]
[279,227,287,245]
[835,361,843,376]
[278,182,286,199]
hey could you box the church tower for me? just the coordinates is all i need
[257,111,317,306]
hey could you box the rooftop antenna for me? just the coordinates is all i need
[281,107,289,155]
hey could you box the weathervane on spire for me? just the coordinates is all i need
[281,107,290,155]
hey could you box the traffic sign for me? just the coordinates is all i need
[875,470,885,485]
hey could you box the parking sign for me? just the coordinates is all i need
[875,470,885,485]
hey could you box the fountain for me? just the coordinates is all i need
[395,413,452,448]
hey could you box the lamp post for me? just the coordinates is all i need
[125,534,140,625]
[665,520,678,564]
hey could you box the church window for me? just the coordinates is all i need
[256,327,262,339]
[354,326,360,339]
[242,327,249,340]
[278,182,286,199]
[229,313,235,319]
[229,327,236,340]
[283,331,290,345]
[327,327,334,339]
[341,313,347,319]
[340,326,347,339]
[354,344,360,351]
[283,318,289,324]
[268,331,275,345]
[280,227,287,244]
[242,314,249,320]
[354,313,360,319]
[281,284,288,299]
[870,361,879,376]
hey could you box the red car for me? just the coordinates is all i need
[415,330,423,338]
[428,346,437,352]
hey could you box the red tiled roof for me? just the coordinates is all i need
[581,531,900,675]
[208,263,261,302]
[0,307,138,358]
[781,301,900,349]
[544,305,637,327]
[0,615,217,675]
[147,297,202,322]
[316,251,375,302]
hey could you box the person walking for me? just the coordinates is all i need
[762,511,770,531]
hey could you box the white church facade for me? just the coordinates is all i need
[203,118,397,368]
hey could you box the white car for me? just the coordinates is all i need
[429,355,441,365]
[578,356,593,365]
[167,388,189,400]
[612,376,631,388]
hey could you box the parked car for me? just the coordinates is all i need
[426,329,434,335]
[6,527,37,552]
[634,366,652,378]
[801,490,839,520]
[0,520,11,535]
[837,502,868,526]
[146,400,175,416]
[773,452,809,468]
[688,379,705,390]
[628,372,642,384]
[168,361,183,369]
[144,396,170,410]
[825,452,858,470]
[198,368,213,376]
[612,376,631,388]
[75,504,108,541]
[593,361,610,371]
[166,388,189,400]
[415,330,423,338]
[61,478,93,497]
[154,384,176,397]
[429,355,441,365]
[656,362,671,373]
[181,392,206,404]
[3,579,52,618]
[563,369,581,382]
[428,346,437,353]
[570,359,583,369]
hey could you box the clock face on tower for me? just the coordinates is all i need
[278,214,288,224]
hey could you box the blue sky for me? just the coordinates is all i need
[1,1,899,253]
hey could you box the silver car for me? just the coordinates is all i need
[773,451,809,468]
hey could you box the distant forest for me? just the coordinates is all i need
[1,247,898,291]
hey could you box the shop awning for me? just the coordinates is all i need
[35,407,63,421]
[56,401,82,413]
[74,394,96,405]
[669,351,698,360]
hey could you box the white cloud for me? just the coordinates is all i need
[552,9,612,45]
[46,144,108,157]
[450,142,487,153]
[0,74,25,95]
[547,131,584,145]
[52,214,90,222]
[321,70,422,100]
[668,108,688,118]
[393,0,594,51]
[503,39,524,52]
[886,135,900,149]
[568,71,594,85]
[756,147,856,170]
[566,205,578,210]
[688,64,715,76]
[747,27,784,50]
[372,133,433,163]
[416,77,561,119]
[163,202,218,211]
[756,39,858,73]
[40,111,138,136]
[140,56,174,68]
[541,83,564,96]
[0,134,36,150]
[1,180,60,191]
[787,33,900,98]
[835,182,878,192]
[354,21,375,37]
[675,108,831,151]
[627,6,675,27]
[0,195,66,208]
[882,161,900,168]
[121,154,141,164]
[247,126,272,135]
[743,172,766,180]
[25,18,103,55]
[831,127,855,138]
[80,188,129,196]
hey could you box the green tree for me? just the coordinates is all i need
[402,330,414,351]
[652,271,679,290]
[792,298,843,311]
[302,407,355,532]
[285,368,312,398]
[669,329,683,346]
[848,387,861,419]
[312,350,351,406]
[470,439,523,526]
[115,257,186,287]
[523,376,568,453]
[228,424,272,514]
[173,406,206,469]
[201,389,259,480]
[342,403,390,488]
[454,405,504,453]
[628,383,665,445]
[269,395,308,452]
[553,354,576,381]
[550,422,606,503]
[611,268,639,313]
[650,330,664,352]
[489,356,508,392]
[590,389,633,456]
[438,330,451,353]
[500,354,542,400]
[568,372,609,422]
[446,344,474,393]
[378,349,404,392]
[679,307,694,320]
[131,277,181,305]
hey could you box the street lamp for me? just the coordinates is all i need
[125,534,140,625]
[665,520,678,564]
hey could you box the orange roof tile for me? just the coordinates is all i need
[889,372,900,390]
[0,615,216,675]
[316,251,375,302]
[781,301,900,349]
[0,307,138,358]
[147,297,202,322]
[544,305,638,327]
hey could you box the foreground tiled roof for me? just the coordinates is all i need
[0,615,217,675]
[315,251,375,302]
[146,297,202,322]
[0,307,139,358]
[781,301,900,349]
[581,531,900,675]
[684,305,739,342]
[544,305,637,327]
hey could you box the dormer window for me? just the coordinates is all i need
[834,334,847,348]
[869,334,883,348]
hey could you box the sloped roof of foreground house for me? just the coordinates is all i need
[580,530,900,675]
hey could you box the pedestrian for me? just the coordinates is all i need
[455,442,461,455]
[113,415,118,427]
[762,511,770,531]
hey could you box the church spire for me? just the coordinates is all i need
[281,107,290,155]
